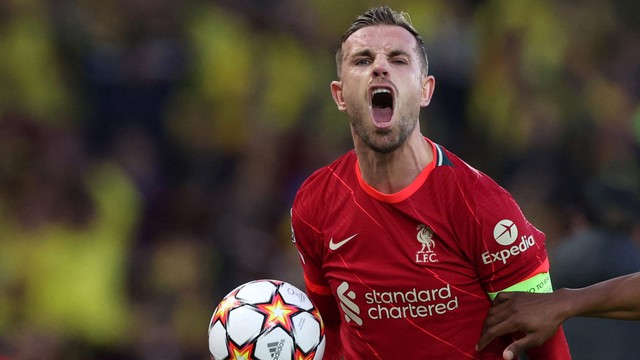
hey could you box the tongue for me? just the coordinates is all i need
[372,107,393,125]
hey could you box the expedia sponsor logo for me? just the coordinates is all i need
[493,219,518,245]
[482,235,536,265]
[337,281,459,324]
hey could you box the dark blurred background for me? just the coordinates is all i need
[0,0,639,359]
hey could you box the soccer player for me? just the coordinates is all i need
[290,6,570,359]
[477,272,640,360]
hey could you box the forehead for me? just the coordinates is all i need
[342,24,418,56]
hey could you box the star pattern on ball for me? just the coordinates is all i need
[256,292,300,332]
[211,294,240,327]
[227,341,255,360]
[312,308,324,330]
[294,348,317,360]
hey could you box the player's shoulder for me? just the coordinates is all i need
[433,143,481,181]
[433,143,506,195]
[294,150,356,203]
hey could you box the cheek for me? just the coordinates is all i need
[401,81,426,104]
[343,85,367,107]
[342,74,367,96]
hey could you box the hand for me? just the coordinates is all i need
[476,292,566,360]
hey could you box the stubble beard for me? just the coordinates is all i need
[349,104,419,155]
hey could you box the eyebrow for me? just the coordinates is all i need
[388,49,411,58]
[350,49,375,59]
[349,48,412,60]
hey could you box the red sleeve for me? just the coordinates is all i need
[303,276,343,360]
[473,190,549,293]
[464,177,571,358]
[291,205,344,359]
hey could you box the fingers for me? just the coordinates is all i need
[503,348,515,360]
[477,313,519,350]
[482,304,509,328]
[492,291,513,304]
[502,336,539,360]
[476,318,517,351]
[475,332,493,351]
[479,329,541,358]
[476,293,518,351]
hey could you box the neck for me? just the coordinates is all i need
[355,130,433,194]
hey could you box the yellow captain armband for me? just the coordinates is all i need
[488,272,553,300]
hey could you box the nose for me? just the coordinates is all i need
[371,58,389,78]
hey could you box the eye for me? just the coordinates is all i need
[391,58,408,65]
[355,58,371,66]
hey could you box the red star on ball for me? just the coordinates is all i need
[256,292,300,332]
[312,308,324,330]
[294,348,317,360]
[211,295,240,327]
[227,341,255,360]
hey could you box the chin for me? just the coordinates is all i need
[365,135,403,154]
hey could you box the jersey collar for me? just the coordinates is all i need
[356,137,440,204]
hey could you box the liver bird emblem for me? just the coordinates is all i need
[417,224,435,253]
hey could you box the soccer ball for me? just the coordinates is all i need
[208,279,326,360]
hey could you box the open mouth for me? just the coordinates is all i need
[371,88,394,125]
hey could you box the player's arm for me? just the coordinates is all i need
[484,270,570,360]
[478,272,640,359]
[303,275,344,360]
[290,208,344,360]
[471,185,570,359]
[560,272,640,319]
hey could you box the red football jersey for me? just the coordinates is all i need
[291,139,570,359]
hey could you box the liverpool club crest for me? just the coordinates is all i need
[415,224,438,263]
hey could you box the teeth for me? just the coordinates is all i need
[372,88,391,95]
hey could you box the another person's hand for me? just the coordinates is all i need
[476,291,567,360]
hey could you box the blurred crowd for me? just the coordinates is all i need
[0,0,639,359]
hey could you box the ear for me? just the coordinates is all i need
[331,80,347,111]
[420,75,436,107]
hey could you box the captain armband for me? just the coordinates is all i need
[488,272,553,300]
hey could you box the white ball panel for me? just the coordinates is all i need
[236,280,277,303]
[208,321,229,359]
[279,282,313,310]
[292,312,321,353]
[254,327,294,360]
[227,306,265,345]
[314,336,326,360]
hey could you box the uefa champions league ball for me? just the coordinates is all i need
[208,279,326,360]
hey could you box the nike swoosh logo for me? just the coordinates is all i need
[329,234,358,251]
